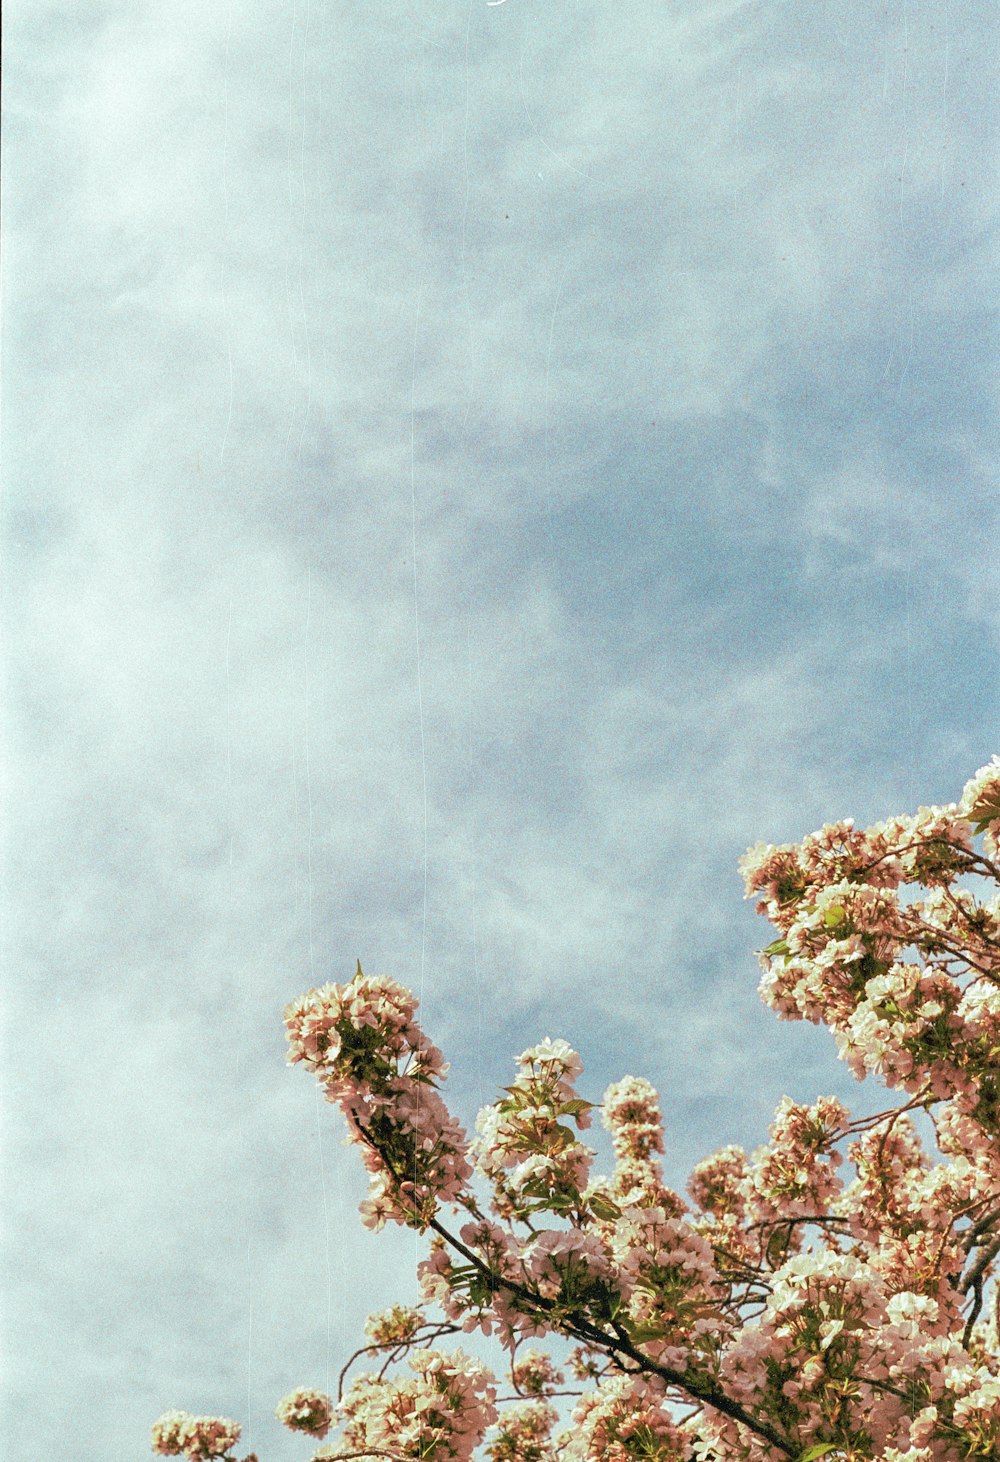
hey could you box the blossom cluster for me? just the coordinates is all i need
[740,761,1000,1153]
[471,1038,595,1221]
[485,1399,557,1462]
[510,1348,564,1397]
[599,1075,686,1214]
[563,1374,688,1462]
[153,761,1000,1462]
[150,1411,247,1460]
[283,965,472,1229]
[364,1302,424,1346]
[317,1348,498,1462]
[274,1388,333,1439]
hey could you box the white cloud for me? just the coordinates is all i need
[4,0,997,1456]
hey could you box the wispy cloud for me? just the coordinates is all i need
[4,0,997,1457]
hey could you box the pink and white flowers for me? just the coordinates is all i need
[154,763,1000,1462]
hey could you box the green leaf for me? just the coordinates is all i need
[588,1193,622,1221]
[762,937,789,957]
[626,1321,669,1344]
[823,905,847,928]
[552,1121,578,1145]
[558,1099,595,1118]
[969,789,1000,828]
[766,1229,791,1266]
[796,1446,839,1462]
[468,1275,493,1306]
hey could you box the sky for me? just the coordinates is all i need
[2,0,998,1457]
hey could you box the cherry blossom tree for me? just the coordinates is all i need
[152,758,1000,1462]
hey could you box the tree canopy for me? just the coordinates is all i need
[153,758,1000,1462]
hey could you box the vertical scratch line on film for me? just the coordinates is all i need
[315,1084,333,1395]
[305,558,331,1391]
[410,297,429,1010]
[460,0,476,431]
[466,629,484,1111]
[298,0,314,462]
[544,260,570,517]
[305,567,315,987]
[410,292,429,1280]
[226,595,253,1447]
[220,1,235,467]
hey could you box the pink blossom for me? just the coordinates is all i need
[275,1385,333,1437]
[155,764,1000,1462]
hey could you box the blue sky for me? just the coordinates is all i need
[3,1,998,1458]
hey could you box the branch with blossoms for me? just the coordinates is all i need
[336,1312,465,1400]
[152,758,1000,1462]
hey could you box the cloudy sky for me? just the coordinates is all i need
[3,0,998,1457]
